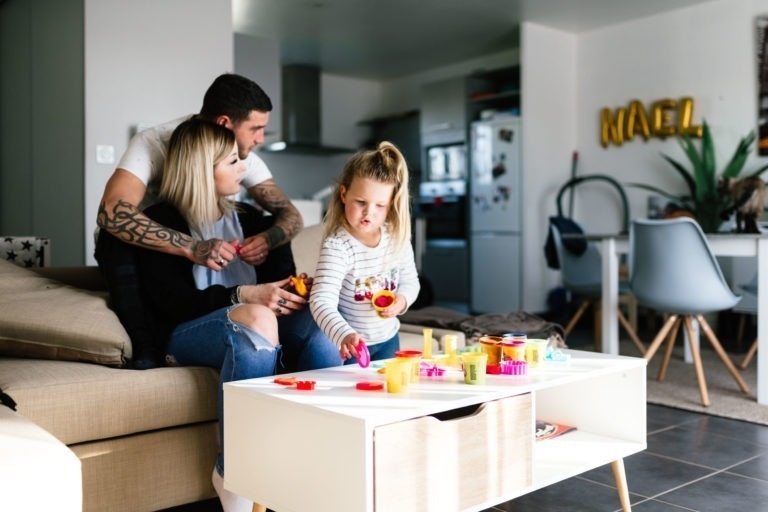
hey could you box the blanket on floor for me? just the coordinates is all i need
[401,307,566,348]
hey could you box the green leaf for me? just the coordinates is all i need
[698,122,716,199]
[660,153,697,198]
[746,161,768,178]
[722,131,755,178]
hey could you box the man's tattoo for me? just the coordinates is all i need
[252,181,303,243]
[193,239,219,263]
[97,200,193,250]
[264,226,287,249]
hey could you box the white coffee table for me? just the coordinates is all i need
[224,349,646,512]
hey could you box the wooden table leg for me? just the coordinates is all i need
[611,458,631,511]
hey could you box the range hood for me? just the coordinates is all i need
[263,64,355,154]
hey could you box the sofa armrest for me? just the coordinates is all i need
[31,266,106,292]
[398,323,466,352]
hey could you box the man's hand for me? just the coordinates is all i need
[237,234,269,266]
[192,239,238,270]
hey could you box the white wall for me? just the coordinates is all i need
[575,0,762,233]
[84,0,234,263]
[520,22,578,311]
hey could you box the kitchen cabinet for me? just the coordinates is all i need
[359,110,421,176]
[420,77,467,147]
[466,66,521,123]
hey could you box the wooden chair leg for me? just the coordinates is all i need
[658,317,681,382]
[741,338,758,370]
[696,315,750,394]
[683,316,710,407]
[644,314,679,363]
[617,307,645,356]
[611,458,632,512]
[564,299,591,337]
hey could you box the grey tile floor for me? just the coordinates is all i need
[485,404,768,512]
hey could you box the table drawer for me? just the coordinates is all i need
[374,393,532,511]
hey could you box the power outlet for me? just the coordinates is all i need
[96,145,115,165]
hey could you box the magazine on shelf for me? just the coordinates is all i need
[535,420,577,441]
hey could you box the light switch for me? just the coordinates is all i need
[96,145,115,164]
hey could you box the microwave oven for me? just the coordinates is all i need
[427,144,466,182]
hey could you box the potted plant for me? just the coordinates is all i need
[628,120,768,233]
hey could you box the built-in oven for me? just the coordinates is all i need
[416,179,469,303]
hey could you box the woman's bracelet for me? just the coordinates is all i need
[230,285,242,305]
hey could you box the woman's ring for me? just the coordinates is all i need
[276,306,283,315]
[278,298,287,305]
[217,259,225,266]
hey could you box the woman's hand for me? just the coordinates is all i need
[378,292,407,318]
[340,333,364,360]
[240,278,306,316]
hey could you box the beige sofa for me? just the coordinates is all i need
[0,224,464,512]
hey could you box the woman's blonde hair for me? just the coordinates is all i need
[324,141,411,253]
[160,118,237,237]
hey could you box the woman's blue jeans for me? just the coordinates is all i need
[167,306,278,476]
[166,306,341,476]
[277,308,343,373]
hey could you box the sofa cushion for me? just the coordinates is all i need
[0,260,131,366]
[292,223,324,276]
[0,358,218,445]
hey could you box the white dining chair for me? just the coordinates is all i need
[629,217,750,406]
[549,223,644,355]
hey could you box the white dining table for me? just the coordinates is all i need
[598,233,768,405]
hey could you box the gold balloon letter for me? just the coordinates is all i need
[625,99,651,142]
[651,99,677,139]
[678,97,703,137]
[601,107,626,148]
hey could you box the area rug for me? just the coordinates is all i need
[624,340,768,426]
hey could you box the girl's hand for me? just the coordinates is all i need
[240,278,306,316]
[378,293,407,318]
[340,333,364,360]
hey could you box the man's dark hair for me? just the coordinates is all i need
[199,73,272,123]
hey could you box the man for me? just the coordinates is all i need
[96,73,304,368]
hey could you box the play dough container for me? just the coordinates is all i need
[395,350,422,383]
[385,358,412,393]
[525,339,549,368]
[479,335,503,366]
[371,289,396,316]
[461,352,488,385]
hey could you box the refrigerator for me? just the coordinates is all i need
[469,116,522,314]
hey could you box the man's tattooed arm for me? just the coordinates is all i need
[97,199,218,264]
[248,179,303,248]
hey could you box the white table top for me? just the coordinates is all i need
[225,350,646,427]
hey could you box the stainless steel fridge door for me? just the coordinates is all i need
[470,233,521,314]
[470,118,522,233]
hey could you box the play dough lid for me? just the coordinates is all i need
[356,381,384,391]
[357,340,371,368]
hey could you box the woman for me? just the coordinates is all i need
[135,118,340,512]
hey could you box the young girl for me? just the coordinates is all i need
[134,119,340,512]
[310,141,420,362]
